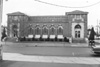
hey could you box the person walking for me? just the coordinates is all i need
[88,27,96,46]
[1,27,7,41]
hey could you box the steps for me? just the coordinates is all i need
[72,38,86,43]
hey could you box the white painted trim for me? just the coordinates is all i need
[50,35,55,39]
[42,35,48,39]
[28,35,33,38]
[72,23,84,38]
[57,35,64,39]
[35,35,41,39]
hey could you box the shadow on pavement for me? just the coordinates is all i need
[0,60,17,67]
[91,53,100,57]
[0,60,99,67]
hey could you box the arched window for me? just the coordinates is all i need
[50,25,55,35]
[57,25,63,35]
[75,24,81,29]
[74,24,81,38]
[12,25,18,37]
[28,24,33,35]
[35,24,41,35]
[28,27,33,34]
[42,25,48,35]
[12,25,18,29]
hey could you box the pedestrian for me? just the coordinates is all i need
[1,27,7,41]
[88,27,96,46]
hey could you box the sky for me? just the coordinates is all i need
[2,0,100,27]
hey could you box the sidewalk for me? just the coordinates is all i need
[3,52,100,64]
[2,41,88,47]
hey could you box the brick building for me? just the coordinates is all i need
[7,10,88,43]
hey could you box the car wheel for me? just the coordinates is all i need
[0,57,3,61]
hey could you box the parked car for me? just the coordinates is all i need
[91,42,100,54]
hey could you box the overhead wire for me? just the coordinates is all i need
[34,0,100,8]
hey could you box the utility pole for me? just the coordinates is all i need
[0,0,3,61]
[99,20,100,33]
[97,19,99,35]
[0,0,3,44]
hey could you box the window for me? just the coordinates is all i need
[8,16,12,19]
[75,31,80,38]
[9,16,13,22]
[50,25,55,35]
[28,27,33,34]
[13,16,20,22]
[12,25,18,29]
[12,25,18,37]
[19,16,23,21]
[57,25,63,35]
[36,28,40,34]
[14,16,19,21]
[51,27,55,35]
[42,25,48,35]
[75,24,81,29]
[35,25,41,35]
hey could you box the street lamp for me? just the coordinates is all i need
[0,0,8,42]
[0,0,8,61]
[0,0,3,61]
[0,0,3,42]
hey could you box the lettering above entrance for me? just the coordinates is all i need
[72,15,84,22]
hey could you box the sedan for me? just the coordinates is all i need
[91,43,100,54]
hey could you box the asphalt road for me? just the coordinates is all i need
[0,60,99,67]
[0,42,100,67]
[3,45,93,57]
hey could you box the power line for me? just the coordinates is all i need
[34,0,100,8]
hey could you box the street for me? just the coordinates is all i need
[2,45,93,57]
[0,42,100,67]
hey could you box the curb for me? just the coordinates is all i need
[3,42,89,48]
